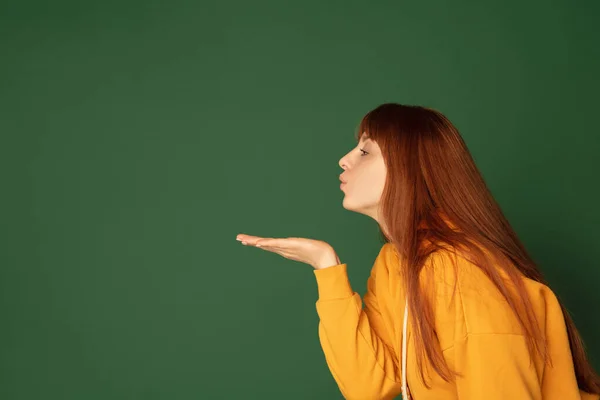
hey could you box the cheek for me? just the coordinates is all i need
[372,175,386,197]
[368,163,387,190]
[356,167,386,199]
[349,159,386,196]
[371,169,387,198]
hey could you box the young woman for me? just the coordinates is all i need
[236,103,600,399]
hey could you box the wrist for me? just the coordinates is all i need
[314,251,341,270]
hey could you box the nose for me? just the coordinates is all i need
[339,154,348,170]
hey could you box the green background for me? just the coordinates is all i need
[1,0,598,398]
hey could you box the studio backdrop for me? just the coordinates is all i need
[1,0,598,398]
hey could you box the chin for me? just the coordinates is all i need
[341,197,351,210]
[342,198,359,212]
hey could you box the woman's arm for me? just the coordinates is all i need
[313,245,403,400]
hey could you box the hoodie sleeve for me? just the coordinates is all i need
[313,246,403,400]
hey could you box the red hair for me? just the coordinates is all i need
[357,103,600,393]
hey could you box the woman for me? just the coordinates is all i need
[236,103,600,399]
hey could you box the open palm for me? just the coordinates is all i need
[236,234,340,270]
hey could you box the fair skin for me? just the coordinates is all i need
[236,134,388,269]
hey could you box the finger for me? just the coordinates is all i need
[241,237,278,247]
[255,238,288,248]
[237,234,266,245]
[237,234,263,241]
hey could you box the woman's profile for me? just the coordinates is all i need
[236,103,600,399]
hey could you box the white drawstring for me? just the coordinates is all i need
[401,297,410,399]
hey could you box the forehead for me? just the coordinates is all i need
[359,133,372,143]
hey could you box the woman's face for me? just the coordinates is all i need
[338,134,387,221]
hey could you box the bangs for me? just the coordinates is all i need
[355,108,388,143]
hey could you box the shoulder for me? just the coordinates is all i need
[380,242,398,258]
[365,243,402,296]
[371,242,399,274]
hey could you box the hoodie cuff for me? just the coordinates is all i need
[313,263,354,300]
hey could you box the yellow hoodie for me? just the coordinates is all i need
[313,242,599,400]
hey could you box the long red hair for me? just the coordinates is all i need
[357,103,600,393]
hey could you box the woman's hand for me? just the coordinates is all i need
[236,234,341,270]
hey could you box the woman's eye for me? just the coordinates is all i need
[359,148,368,156]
